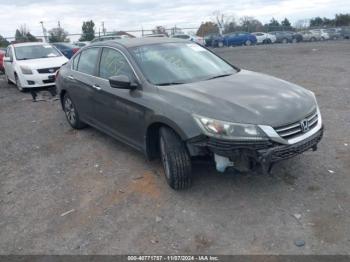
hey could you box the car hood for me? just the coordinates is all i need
[17,56,69,70]
[158,70,316,127]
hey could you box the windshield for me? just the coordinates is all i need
[130,43,236,85]
[14,44,61,60]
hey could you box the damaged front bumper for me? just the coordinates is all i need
[187,126,324,174]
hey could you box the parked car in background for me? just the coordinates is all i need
[143,34,168,38]
[3,42,68,91]
[223,32,257,46]
[299,31,318,42]
[252,32,276,44]
[73,41,90,47]
[56,38,323,190]
[171,34,205,45]
[269,31,293,43]
[341,27,350,39]
[52,43,80,59]
[204,34,224,47]
[310,29,330,40]
[91,35,124,43]
[288,31,303,43]
[0,49,5,72]
[326,28,342,40]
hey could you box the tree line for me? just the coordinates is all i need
[196,13,350,37]
[0,13,350,47]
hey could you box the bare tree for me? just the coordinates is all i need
[212,10,236,34]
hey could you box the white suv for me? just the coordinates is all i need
[3,42,68,91]
[252,32,277,44]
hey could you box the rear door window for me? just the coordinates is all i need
[77,48,99,75]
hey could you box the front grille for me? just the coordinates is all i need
[37,67,60,74]
[274,110,318,140]
[43,79,55,84]
[269,128,323,162]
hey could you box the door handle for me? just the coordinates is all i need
[92,84,101,90]
[67,75,75,80]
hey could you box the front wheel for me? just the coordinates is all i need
[63,93,87,129]
[282,38,288,44]
[292,38,297,43]
[15,74,24,92]
[245,40,252,46]
[159,127,192,190]
[4,73,12,85]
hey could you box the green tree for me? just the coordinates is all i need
[268,18,280,27]
[0,35,10,47]
[48,27,69,43]
[15,25,38,43]
[79,20,95,41]
[310,17,324,27]
[335,13,350,26]
[196,21,219,36]
[281,18,291,27]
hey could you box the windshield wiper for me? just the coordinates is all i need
[157,82,185,86]
[206,73,232,80]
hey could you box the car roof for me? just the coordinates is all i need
[12,42,48,47]
[89,37,187,48]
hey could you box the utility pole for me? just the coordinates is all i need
[102,22,105,35]
[40,21,48,43]
[58,21,61,29]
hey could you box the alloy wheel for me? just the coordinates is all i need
[64,97,76,125]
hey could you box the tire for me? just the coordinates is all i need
[159,127,192,190]
[267,39,272,44]
[320,37,325,41]
[282,38,288,44]
[245,40,251,46]
[310,37,316,42]
[4,73,12,85]
[15,74,24,92]
[292,38,297,43]
[218,41,223,48]
[62,93,87,129]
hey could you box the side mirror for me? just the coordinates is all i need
[109,75,137,90]
[3,57,12,63]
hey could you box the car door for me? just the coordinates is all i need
[91,47,146,148]
[4,46,15,82]
[67,47,100,123]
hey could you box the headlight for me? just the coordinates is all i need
[20,65,33,75]
[193,115,268,141]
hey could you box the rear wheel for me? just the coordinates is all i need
[245,40,252,46]
[292,38,297,43]
[63,93,86,129]
[310,37,316,42]
[15,74,24,92]
[282,38,288,44]
[159,127,192,190]
[320,37,325,41]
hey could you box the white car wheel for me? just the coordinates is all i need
[15,75,24,92]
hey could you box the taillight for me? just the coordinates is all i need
[72,48,79,54]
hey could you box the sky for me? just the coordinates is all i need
[0,0,349,41]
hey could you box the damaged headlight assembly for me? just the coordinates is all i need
[193,115,268,141]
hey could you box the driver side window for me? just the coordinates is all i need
[99,48,134,80]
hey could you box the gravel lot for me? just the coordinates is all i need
[0,41,349,255]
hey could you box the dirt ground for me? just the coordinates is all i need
[0,41,349,255]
